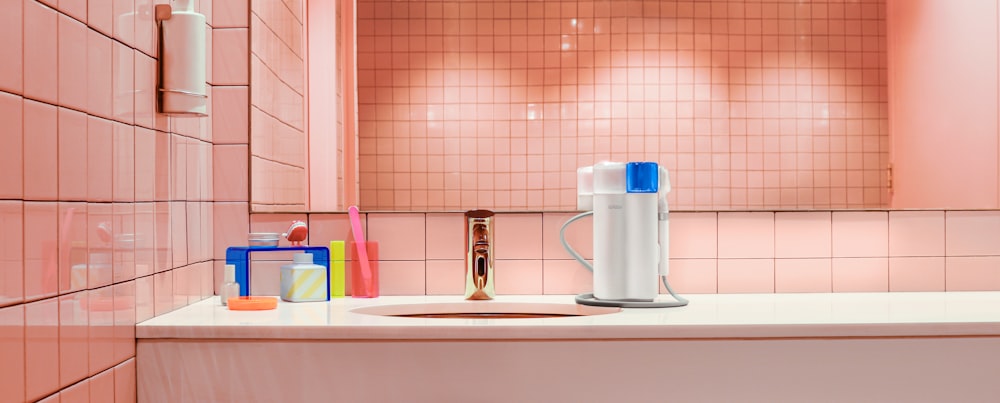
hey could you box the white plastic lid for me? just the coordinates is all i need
[293,253,314,264]
[224,264,236,282]
[577,166,594,211]
[593,161,627,194]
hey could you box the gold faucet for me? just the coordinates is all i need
[465,210,495,300]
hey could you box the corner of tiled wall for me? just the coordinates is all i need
[0,0,251,401]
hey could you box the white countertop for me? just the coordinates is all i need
[136,292,1000,340]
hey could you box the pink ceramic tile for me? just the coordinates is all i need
[134,128,155,202]
[425,260,464,295]
[888,211,945,257]
[153,202,172,273]
[718,212,775,259]
[211,86,250,144]
[774,259,832,293]
[306,214,352,248]
[153,270,174,317]
[170,202,188,267]
[59,291,89,388]
[60,378,88,403]
[58,15,89,112]
[494,260,543,295]
[114,281,136,363]
[87,203,114,288]
[831,258,889,292]
[58,202,88,294]
[87,117,114,202]
[425,213,465,260]
[888,257,945,292]
[89,286,115,375]
[667,212,718,259]
[113,123,136,202]
[774,212,832,258]
[377,261,426,295]
[717,259,775,293]
[213,202,250,259]
[88,0,113,36]
[0,0,22,94]
[58,0,87,23]
[90,368,116,403]
[153,130,170,201]
[946,256,1000,291]
[0,202,23,307]
[0,305,25,403]
[112,42,135,124]
[59,108,89,201]
[494,213,543,260]
[112,0,134,46]
[192,202,214,264]
[213,145,249,201]
[87,30,114,120]
[832,211,889,258]
[0,93,22,199]
[114,359,137,403]
[24,202,59,301]
[367,213,425,260]
[542,260,592,295]
[214,0,248,27]
[24,0,58,104]
[25,298,59,402]
[23,100,59,201]
[134,203,155,278]
[134,54,157,129]
[112,203,136,283]
[134,275,154,323]
[945,211,1000,256]
[662,259,717,294]
[212,28,249,85]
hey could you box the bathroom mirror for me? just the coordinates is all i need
[251,0,1000,213]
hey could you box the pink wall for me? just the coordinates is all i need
[0,0,252,401]
[356,0,890,211]
[250,0,307,211]
[887,0,1000,209]
[247,209,1000,296]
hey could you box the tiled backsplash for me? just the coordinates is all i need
[241,210,1000,296]
[357,0,889,211]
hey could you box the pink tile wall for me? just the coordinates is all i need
[0,1,250,402]
[356,0,890,211]
[251,209,1000,297]
[249,0,307,211]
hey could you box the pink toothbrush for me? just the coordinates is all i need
[348,206,373,296]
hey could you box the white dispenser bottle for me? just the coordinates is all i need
[592,162,628,301]
[623,162,659,301]
[160,0,207,115]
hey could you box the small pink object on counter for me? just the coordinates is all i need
[283,221,308,246]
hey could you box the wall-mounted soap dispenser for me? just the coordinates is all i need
[155,0,207,116]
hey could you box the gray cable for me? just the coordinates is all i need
[560,211,689,308]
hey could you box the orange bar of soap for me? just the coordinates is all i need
[227,296,278,310]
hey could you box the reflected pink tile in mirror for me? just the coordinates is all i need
[0,202,24,307]
[25,298,59,402]
[113,281,136,363]
[58,202,88,294]
[88,203,114,288]
[88,285,115,376]
[0,305,25,403]
[59,291,89,388]
[24,202,59,301]
[24,0,58,104]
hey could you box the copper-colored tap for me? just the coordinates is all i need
[465,210,495,300]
